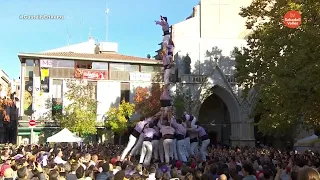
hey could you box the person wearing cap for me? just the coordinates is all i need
[187,122,210,162]
[139,122,156,166]
[159,116,175,164]
[155,16,170,46]
[120,116,151,161]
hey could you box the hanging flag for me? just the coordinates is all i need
[40,68,50,93]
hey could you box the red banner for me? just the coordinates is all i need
[74,69,107,80]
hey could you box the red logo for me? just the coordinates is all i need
[284,10,302,28]
[29,120,36,127]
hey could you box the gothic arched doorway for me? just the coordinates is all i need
[198,93,231,146]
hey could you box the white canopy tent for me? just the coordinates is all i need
[47,128,83,143]
[294,134,320,152]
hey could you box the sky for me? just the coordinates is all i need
[0,0,198,79]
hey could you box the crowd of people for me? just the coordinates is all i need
[1,140,320,180]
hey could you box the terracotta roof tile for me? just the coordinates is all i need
[33,52,155,62]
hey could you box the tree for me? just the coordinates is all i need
[56,80,97,136]
[105,100,135,134]
[234,0,320,136]
[134,83,161,117]
[172,85,189,117]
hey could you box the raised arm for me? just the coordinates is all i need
[190,117,197,128]
[155,20,166,26]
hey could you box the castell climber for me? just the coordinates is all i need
[155,15,174,115]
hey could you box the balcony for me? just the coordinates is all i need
[180,74,207,84]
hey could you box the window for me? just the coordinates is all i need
[141,65,161,72]
[76,61,92,69]
[124,64,139,72]
[52,79,63,98]
[56,60,74,68]
[110,63,124,71]
[34,59,40,67]
[25,66,34,78]
[26,59,34,66]
[120,82,130,102]
[110,63,139,72]
[92,62,108,70]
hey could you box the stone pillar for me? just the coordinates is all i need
[230,122,241,147]
[239,99,255,146]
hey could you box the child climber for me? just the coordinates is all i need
[155,16,170,46]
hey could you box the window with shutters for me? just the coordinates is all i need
[109,63,139,80]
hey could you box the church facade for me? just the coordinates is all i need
[171,0,256,146]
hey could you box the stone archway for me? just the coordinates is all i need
[198,85,241,146]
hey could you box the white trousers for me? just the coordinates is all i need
[159,138,164,163]
[173,139,178,160]
[152,139,159,160]
[190,142,199,156]
[163,138,174,164]
[177,139,187,162]
[130,133,144,156]
[120,134,137,160]
[200,139,210,161]
[162,34,170,46]
[139,141,153,166]
[164,68,170,85]
[184,137,191,157]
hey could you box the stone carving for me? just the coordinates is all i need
[241,99,250,114]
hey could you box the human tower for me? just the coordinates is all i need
[119,16,210,166]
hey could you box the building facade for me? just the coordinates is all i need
[171,0,257,146]
[17,38,161,144]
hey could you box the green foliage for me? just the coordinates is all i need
[105,100,135,134]
[172,87,188,118]
[56,80,98,136]
[234,0,320,136]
